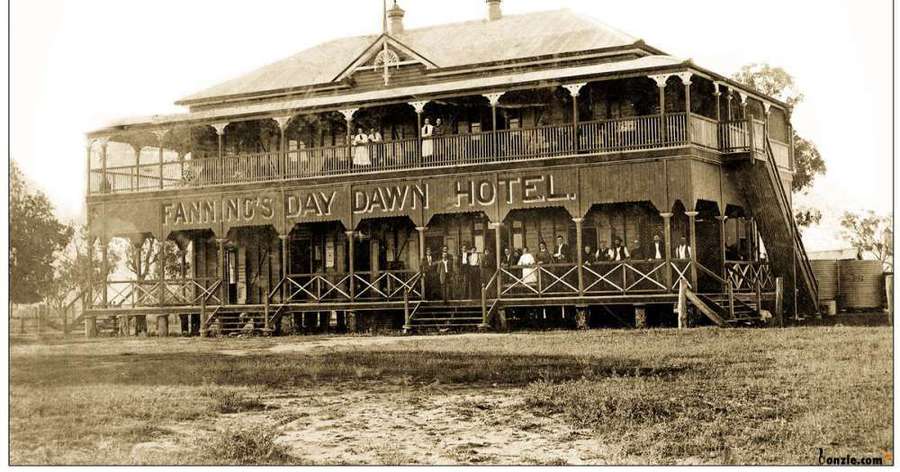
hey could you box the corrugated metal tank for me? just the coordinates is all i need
[838,260,884,310]
[811,260,839,302]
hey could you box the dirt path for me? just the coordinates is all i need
[217,384,618,465]
[265,333,509,354]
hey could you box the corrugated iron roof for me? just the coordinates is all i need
[95,55,685,133]
[178,9,642,104]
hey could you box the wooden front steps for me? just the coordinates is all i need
[406,301,485,332]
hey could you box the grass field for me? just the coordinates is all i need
[10,325,893,465]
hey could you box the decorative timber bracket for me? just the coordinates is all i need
[483,92,506,107]
[563,83,587,98]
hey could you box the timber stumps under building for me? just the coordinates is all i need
[81,1,818,336]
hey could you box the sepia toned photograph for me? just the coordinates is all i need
[8,0,894,465]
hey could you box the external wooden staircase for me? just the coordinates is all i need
[728,134,819,315]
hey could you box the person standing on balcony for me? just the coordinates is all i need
[421,118,435,159]
[536,241,553,265]
[583,245,595,266]
[368,128,383,166]
[433,118,446,160]
[651,234,664,260]
[352,128,371,166]
[518,247,537,288]
[630,240,645,261]
[595,241,610,263]
[608,238,629,261]
[501,247,515,268]
[553,235,569,263]
[675,236,692,260]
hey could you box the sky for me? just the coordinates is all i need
[10,0,893,251]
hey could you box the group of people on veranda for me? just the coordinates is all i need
[349,117,449,166]
[420,234,693,302]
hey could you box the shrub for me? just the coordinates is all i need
[204,425,296,465]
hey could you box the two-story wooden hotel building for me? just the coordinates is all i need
[83,1,817,336]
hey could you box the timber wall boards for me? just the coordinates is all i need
[88,156,748,241]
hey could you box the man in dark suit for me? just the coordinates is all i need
[437,252,452,303]
[630,239,645,261]
[422,248,437,299]
[553,235,570,263]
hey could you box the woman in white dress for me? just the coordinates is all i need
[518,246,537,287]
[352,128,370,166]
[421,118,435,159]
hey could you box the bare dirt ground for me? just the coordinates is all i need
[133,335,618,465]
[11,323,893,465]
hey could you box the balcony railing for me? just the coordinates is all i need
[90,112,779,195]
[88,260,776,310]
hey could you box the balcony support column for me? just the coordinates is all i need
[677,72,693,144]
[415,226,427,297]
[717,215,728,285]
[573,217,584,296]
[564,83,585,152]
[713,82,722,122]
[762,102,772,139]
[489,222,502,300]
[153,129,169,190]
[483,92,505,157]
[211,123,229,159]
[158,238,166,307]
[649,74,670,142]
[726,90,734,121]
[686,211,699,290]
[100,238,109,308]
[737,92,748,120]
[216,238,228,309]
[340,109,358,169]
[99,138,109,193]
[274,116,292,179]
[345,230,356,300]
[85,139,93,195]
[87,236,95,308]
[483,92,505,132]
[131,144,141,191]
[277,234,290,304]
[661,212,674,291]
[409,101,428,161]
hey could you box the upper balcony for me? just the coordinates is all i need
[87,75,793,197]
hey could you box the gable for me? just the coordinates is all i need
[334,34,438,86]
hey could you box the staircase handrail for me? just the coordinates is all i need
[402,272,424,330]
[480,269,500,328]
[200,279,224,332]
[696,262,726,288]
[761,135,819,305]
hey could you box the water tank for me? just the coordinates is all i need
[810,260,839,302]
[838,260,884,310]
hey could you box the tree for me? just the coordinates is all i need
[840,211,893,271]
[732,63,805,108]
[10,161,74,305]
[44,224,120,305]
[119,236,191,281]
[732,63,827,228]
